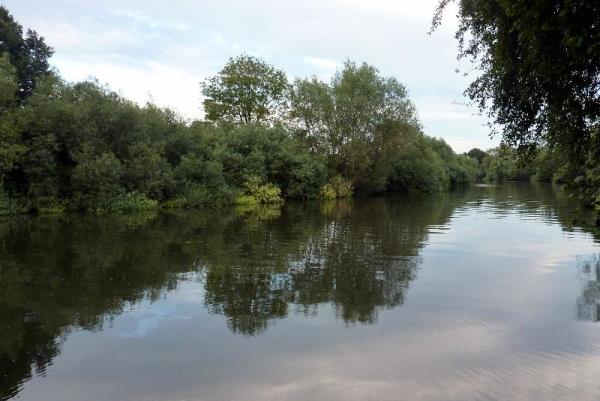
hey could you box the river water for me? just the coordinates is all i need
[1,183,599,401]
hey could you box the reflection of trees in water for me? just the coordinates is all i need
[1,183,593,399]
[0,213,193,400]
[577,256,600,322]
[474,182,600,238]
[200,196,454,335]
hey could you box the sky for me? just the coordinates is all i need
[3,0,499,153]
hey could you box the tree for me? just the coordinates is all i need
[201,54,288,124]
[432,0,600,212]
[432,1,600,158]
[0,53,17,111]
[466,148,486,163]
[0,6,53,102]
[289,60,421,188]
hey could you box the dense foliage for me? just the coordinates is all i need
[0,6,478,215]
[464,145,573,187]
[433,0,600,219]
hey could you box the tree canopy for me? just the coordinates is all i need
[0,6,53,103]
[201,54,289,124]
[433,1,600,158]
[432,0,600,215]
[0,6,479,215]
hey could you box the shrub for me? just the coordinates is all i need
[319,175,353,199]
[108,192,158,213]
[161,198,187,209]
[388,149,446,193]
[331,175,353,197]
[319,184,337,200]
[37,197,67,214]
[180,184,234,208]
[73,151,124,211]
[235,176,282,204]
[0,190,19,215]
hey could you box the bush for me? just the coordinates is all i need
[37,197,67,214]
[178,184,233,208]
[235,176,282,204]
[0,190,19,215]
[319,175,353,199]
[319,184,337,200]
[73,151,124,211]
[107,192,158,213]
[389,148,447,193]
[331,176,353,197]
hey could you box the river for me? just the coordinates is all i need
[1,183,599,401]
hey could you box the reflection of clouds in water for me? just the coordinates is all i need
[117,280,202,338]
[118,308,195,338]
[170,312,600,401]
[577,255,600,322]
[118,306,194,338]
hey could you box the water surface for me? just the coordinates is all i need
[1,183,600,401]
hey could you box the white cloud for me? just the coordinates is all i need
[2,0,497,151]
[302,56,338,80]
[55,57,203,119]
[109,8,189,31]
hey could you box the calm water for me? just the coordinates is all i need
[1,183,600,401]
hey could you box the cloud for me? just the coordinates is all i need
[302,56,338,80]
[56,57,203,119]
[109,8,189,31]
[2,0,497,151]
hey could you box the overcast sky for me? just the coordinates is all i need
[4,0,499,152]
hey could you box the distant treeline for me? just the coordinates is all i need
[464,146,569,184]
[0,6,480,214]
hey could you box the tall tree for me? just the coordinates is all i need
[201,54,288,124]
[0,6,53,102]
[431,0,600,162]
[466,148,486,163]
[289,61,420,187]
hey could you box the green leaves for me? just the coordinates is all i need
[0,6,53,103]
[201,54,289,124]
[433,0,600,217]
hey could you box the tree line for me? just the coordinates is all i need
[0,6,479,215]
[463,146,567,184]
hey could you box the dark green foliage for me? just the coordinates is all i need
[0,6,53,103]
[288,61,424,190]
[389,145,447,193]
[0,7,480,214]
[478,145,569,184]
[73,151,123,211]
[466,148,486,163]
[433,0,600,220]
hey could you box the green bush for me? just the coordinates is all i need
[389,148,447,193]
[161,198,188,209]
[319,184,337,200]
[37,198,67,214]
[235,176,282,204]
[331,176,353,197]
[0,190,19,215]
[319,176,354,199]
[73,151,124,211]
[179,184,233,208]
[107,192,158,213]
